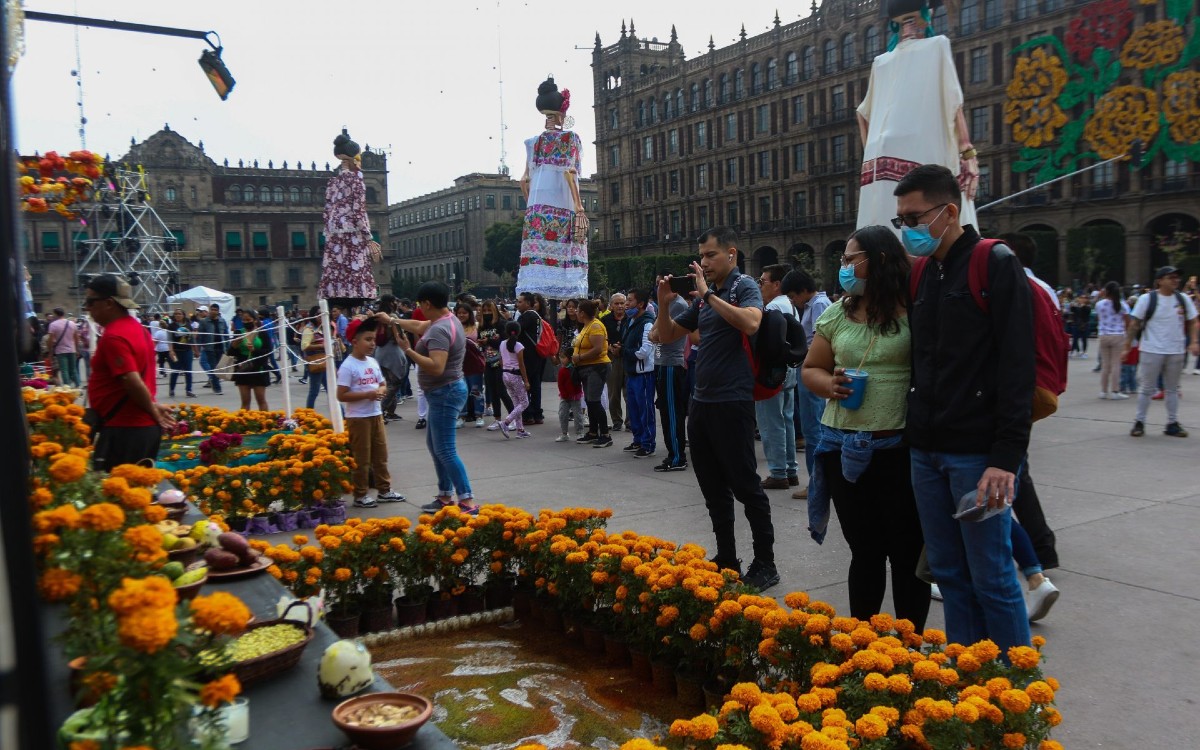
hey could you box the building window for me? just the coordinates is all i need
[164,187,177,201]
[841,34,855,68]
[696,121,708,148]
[751,63,763,93]
[228,269,243,288]
[703,78,714,107]
[698,164,709,189]
[970,106,990,144]
[675,88,684,115]
[756,104,770,133]
[865,27,881,60]
[663,93,674,119]
[366,187,378,204]
[610,182,621,204]
[643,136,654,161]
[984,0,1002,28]
[831,84,846,115]
[611,219,622,240]
[648,98,658,122]
[735,69,745,98]
[726,113,738,141]
[932,4,948,33]
[1165,159,1188,181]
[40,231,60,252]
[785,51,799,84]
[690,83,700,112]
[670,170,680,194]
[793,96,806,127]
[767,58,778,89]
[502,194,513,209]
[759,151,772,179]
[636,101,645,126]
[802,46,815,79]
[961,0,979,33]
[254,268,270,289]
[643,176,654,201]
[758,197,771,224]
[669,129,679,154]
[485,194,496,208]
[609,145,621,167]
[252,231,269,251]
[1015,0,1035,20]
[970,48,988,84]
[226,185,241,203]
[832,186,847,220]
[287,267,302,287]
[1094,161,1115,186]
[291,231,307,249]
[697,205,710,230]
[832,135,848,164]
[609,108,619,129]
[302,186,312,204]
[272,186,284,203]
[977,164,991,202]
[823,39,837,73]
[726,158,739,184]
[793,191,808,220]
[287,186,299,203]
[644,213,656,237]
[257,186,269,202]
[171,229,186,248]
[719,74,730,103]
[726,201,739,227]
[793,143,807,172]
[225,231,242,252]
[670,210,681,235]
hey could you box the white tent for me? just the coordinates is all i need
[167,285,237,323]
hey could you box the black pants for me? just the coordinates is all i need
[484,365,512,419]
[1012,458,1058,569]
[656,365,688,466]
[380,365,403,416]
[822,446,930,630]
[92,425,163,472]
[525,352,546,420]
[156,351,170,373]
[688,400,775,566]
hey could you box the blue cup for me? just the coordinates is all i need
[841,368,869,410]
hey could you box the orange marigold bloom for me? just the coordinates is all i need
[1003,732,1027,749]
[887,673,912,694]
[69,741,101,750]
[922,628,947,646]
[123,525,164,554]
[690,714,719,740]
[971,639,1001,662]
[1000,688,1033,713]
[143,505,167,523]
[190,592,252,635]
[862,672,888,691]
[30,486,54,508]
[1008,645,1041,670]
[38,568,83,600]
[108,576,177,615]
[855,714,888,741]
[1025,680,1055,704]
[117,608,178,653]
[49,454,88,484]
[199,673,242,707]
[956,651,982,673]
[32,533,60,555]
[79,503,126,531]
[334,567,352,581]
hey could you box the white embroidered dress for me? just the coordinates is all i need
[515,129,589,300]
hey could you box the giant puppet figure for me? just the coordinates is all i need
[318,129,380,307]
[856,0,979,231]
[515,77,590,300]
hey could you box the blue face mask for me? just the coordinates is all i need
[900,205,949,257]
[838,264,866,296]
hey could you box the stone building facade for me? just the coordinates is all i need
[387,172,598,298]
[20,126,388,313]
[590,0,1200,289]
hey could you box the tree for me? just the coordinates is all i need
[483,220,523,278]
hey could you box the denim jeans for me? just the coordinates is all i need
[796,383,826,482]
[625,370,656,451]
[910,449,1030,653]
[200,349,223,391]
[305,370,327,409]
[169,348,193,395]
[463,373,485,419]
[754,369,798,479]
[425,379,473,500]
[55,353,80,387]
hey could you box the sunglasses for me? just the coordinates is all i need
[891,203,948,229]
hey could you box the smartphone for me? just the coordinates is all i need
[668,276,697,295]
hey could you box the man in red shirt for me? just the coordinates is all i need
[84,275,175,471]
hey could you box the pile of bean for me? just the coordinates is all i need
[344,703,420,727]
[229,624,305,662]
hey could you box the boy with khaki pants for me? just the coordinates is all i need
[338,317,405,508]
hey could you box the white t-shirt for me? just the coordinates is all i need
[1094,298,1129,336]
[499,341,524,372]
[150,323,170,352]
[337,355,385,418]
[1131,292,1198,355]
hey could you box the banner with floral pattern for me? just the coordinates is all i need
[1004,0,1199,181]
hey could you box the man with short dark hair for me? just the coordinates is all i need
[781,269,829,500]
[46,307,80,387]
[601,293,629,431]
[516,292,548,424]
[195,304,228,395]
[84,275,175,470]
[621,289,657,458]
[653,227,779,591]
[896,163,1034,651]
[652,284,692,472]
[1125,265,1199,437]
[756,264,801,490]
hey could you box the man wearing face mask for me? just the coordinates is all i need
[895,164,1035,653]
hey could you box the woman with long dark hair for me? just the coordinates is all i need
[571,299,612,448]
[456,301,485,426]
[1095,280,1130,400]
[479,300,513,428]
[801,225,930,628]
[228,309,271,411]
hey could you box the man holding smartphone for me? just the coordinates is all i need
[653,227,779,591]
[601,294,629,431]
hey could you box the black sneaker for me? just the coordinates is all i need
[415,418,428,429]
[1130,420,1145,437]
[634,447,655,458]
[664,462,688,472]
[576,433,598,444]
[592,435,614,448]
[653,460,672,472]
[743,559,780,592]
[623,442,641,452]
[709,555,742,577]
[1164,422,1189,437]
[611,420,623,432]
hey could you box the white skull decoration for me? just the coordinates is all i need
[318,640,374,700]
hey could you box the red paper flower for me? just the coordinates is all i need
[545,230,558,241]
[1065,0,1134,63]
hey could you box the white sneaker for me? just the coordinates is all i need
[930,583,943,602]
[555,434,570,442]
[475,418,485,428]
[454,418,465,428]
[1191,369,1200,376]
[1111,392,1129,400]
[1027,578,1060,622]
[1098,392,1109,400]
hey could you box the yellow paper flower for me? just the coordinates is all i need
[1162,71,1200,144]
[1004,48,1070,148]
[1084,86,1160,159]
[1119,20,1185,69]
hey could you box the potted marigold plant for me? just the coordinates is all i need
[384,526,433,627]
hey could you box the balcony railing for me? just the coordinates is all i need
[809,109,854,128]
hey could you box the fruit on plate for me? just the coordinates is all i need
[160,561,186,580]
[216,531,260,566]
[162,533,180,550]
[204,548,240,571]
[156,488,186,505]
[229,624,306,661]
[172,567,208,587]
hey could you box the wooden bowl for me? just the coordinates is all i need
[172,571,207,601]
[331,693,432,750]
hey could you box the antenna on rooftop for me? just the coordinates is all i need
[496,1,509,177]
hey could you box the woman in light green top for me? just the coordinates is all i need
[801,225,930,629]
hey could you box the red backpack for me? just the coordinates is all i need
[909,239,1069,421]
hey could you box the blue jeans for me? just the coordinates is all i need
[625,370,656,452]
[910,449,1030,652]
[425,379,473,501]
[305,370,327,409]
[796,384,825,478]
[755,370,798,479]
[463,373,485,419]
[200,349,223,391]
[169,348,193,394]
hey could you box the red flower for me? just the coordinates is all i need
[520,257,530,266]
[544,230,558,241]
[546,259,559,266]
[561,133,571,143]
[1066,0,1134,63]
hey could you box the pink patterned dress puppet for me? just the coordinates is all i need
[318,129,380,304]
[516,77,589,300]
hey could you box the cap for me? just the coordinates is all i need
[85,274,139,310]
[1155,265,1179,279]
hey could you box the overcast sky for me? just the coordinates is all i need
[12,0,807,202]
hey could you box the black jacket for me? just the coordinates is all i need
[906,226,1034,474]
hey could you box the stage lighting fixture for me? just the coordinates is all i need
[75,240,87,254]
[199,47,236,101]
[164,238,178,253]
[104,238,117,252]
[124,237,140,253]
[127,272,141,287]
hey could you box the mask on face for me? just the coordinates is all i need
[838,264,866,296]
[900,205,949,257]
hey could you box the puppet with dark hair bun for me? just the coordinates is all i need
[856,0,978,232]
[319,128,380,306]
[515,77,589,300]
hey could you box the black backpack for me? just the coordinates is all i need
[1143,291,1188,337]
[751,302,809,395]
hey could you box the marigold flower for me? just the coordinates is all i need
[749,703,785,735]
[887,673,912,694]
[190,592,252,635]
[39,568,83,600]
[49,454,88,484]
[899,725,925,743]
[199,673,242,707]
[117,608,178,653]
[854,714,888,740]
[796,693,823,713]
[618,740,667,750]
[690,713,719,740]
[79,502,126,531]
[334,567,352,581]
[971,639,1000,662]
[1008,645,1041,670]
[912,660,939,680]
[924,700,954,722]
[922,628,946,646]
[862,672,888,691]
[1025,680,1055,704]
[954,701,979,723]
[123,525,164,554]
[143,505,167,523]
[69,741,101,750]
[869,705,899,725]
[1003,732,1027,749]
[1031,634,1047,648]
[1043,706,1063,726]
[108,576,177,615]
[956,651,981,673]
[1000,688,1033,713]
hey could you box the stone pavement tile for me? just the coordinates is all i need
[1025,437,1198,501]
[1027,569,1200,750]
[1030,485,1161,530]
[1055,502,1200,600]
[1170,494,1200,508]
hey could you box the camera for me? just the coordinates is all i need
[668,275,697,295]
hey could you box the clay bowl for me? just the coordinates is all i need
[172,570,208,601]
[331,692,433,750]
[167,544,201,567]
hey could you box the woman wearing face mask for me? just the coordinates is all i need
[801,225,930,628]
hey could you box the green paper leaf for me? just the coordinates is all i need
[1166,0,1191,25]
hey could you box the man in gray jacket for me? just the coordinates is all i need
[195,304,228,395]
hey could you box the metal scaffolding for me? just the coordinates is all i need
[74,166,182,312]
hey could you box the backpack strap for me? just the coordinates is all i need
[909,256,931,303]
[967,238,1004,315]
[1143,291,1157,325]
